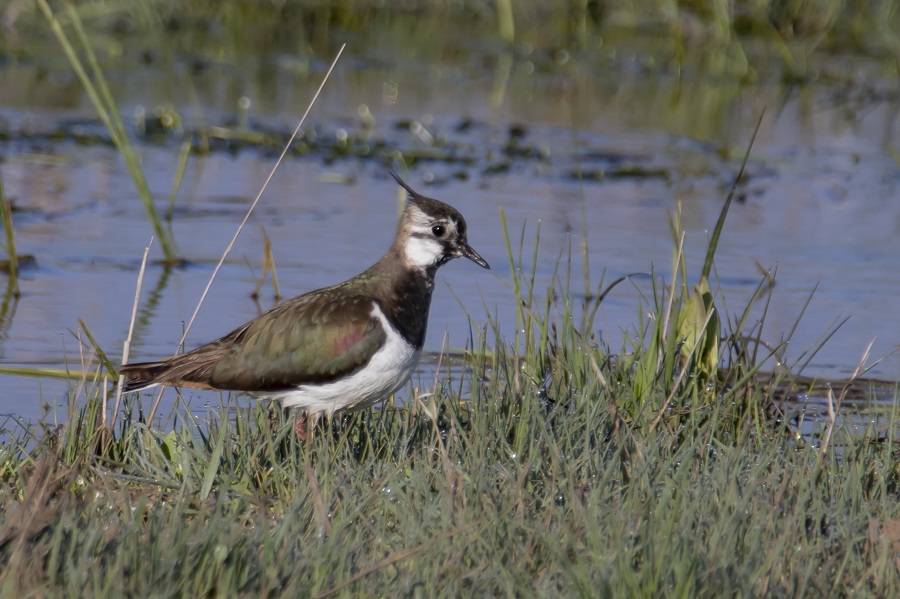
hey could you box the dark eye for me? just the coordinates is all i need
[432,225,445,237]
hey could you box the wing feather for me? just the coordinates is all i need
[122,290,387,393]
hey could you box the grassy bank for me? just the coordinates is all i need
[0,208,898,596]
[2,382,898,596]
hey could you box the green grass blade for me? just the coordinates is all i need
[700,108,766,281]
[36,0,177,262]
[78,319,117,378]
[0,172,18,296]
[200,417,228,500]
[165,137,193,223]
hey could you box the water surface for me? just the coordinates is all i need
[0,30,898,422]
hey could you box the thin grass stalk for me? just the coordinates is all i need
[76,329,87,402]
[586,271,643,326]
[0,172,18,297]
[837,339,883,409]
[77,319,115,378]
[660,228,685,358]
[524,221,541,363]
[146,43,346,423]
[525,221,541,319]
[36,0,177,262]
[750,266,780,370]
[722,267,775,369]
[700,108,766,281]
[539,247,565,367]
[793,314,851,376]
[498,208,523,360]
[0,366,82,379]
[114,239,153,431]
[718,345,783,408]
[199,418,228,500]
[495,0,515,43]
[174,43,345,346]
[67,17,177,262]
[165,138,193,223]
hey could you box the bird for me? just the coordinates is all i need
[120,171,490,438]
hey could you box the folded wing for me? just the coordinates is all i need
[121,292,386,393]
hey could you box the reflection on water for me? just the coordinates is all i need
[0,36,898,423]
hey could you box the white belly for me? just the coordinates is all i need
[257,303,421,415]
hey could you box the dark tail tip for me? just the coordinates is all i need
[119,362,167,393]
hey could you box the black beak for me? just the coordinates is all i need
[460,242,490,269]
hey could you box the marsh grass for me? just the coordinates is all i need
[0,259,898,595]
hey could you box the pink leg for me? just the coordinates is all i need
[294,412,321,442]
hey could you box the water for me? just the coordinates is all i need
[0,31,898,423]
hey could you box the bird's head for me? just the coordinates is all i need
[390,171,490,273]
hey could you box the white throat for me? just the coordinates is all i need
[403,235,443,269]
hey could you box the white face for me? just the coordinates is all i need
[401,205,457,269]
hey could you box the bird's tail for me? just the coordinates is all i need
[120,355,218,393]
[119,361,172,393]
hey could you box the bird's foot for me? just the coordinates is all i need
[295,412,309,441]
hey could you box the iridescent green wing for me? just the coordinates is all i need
[206,293,386,391]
